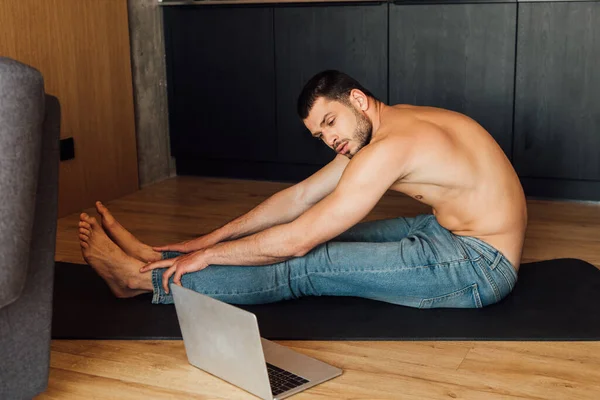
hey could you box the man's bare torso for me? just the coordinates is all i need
[375,105,527,270]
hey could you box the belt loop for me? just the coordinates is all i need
[489,252,503,270]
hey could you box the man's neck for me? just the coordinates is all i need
[367,100,388,139]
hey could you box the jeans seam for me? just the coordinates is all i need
[311,256,471,275]
[497,268,511,297]
[496,264,516,295]
[303,262,467,275]
[178,261,472,296]
[473,283,483,308]
[204,282,291,295]
[419,283,482,308]
[151,269,165,303]
[474,257,502,303]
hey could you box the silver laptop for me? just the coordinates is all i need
[171,284,343,399]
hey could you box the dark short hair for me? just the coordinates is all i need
[297,70,379,119]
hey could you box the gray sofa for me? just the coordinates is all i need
[0,57,60,399]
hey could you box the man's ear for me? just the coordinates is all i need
[350,89,369,111]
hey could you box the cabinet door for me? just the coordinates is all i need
[389,3,516,158]
[164,7,277,162]
[514,3,600,180]
[274,4,388,166]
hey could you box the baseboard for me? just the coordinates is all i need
[520,177,600,202]
[176,157,323,183]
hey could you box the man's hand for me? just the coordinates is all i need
[140,250,210,293]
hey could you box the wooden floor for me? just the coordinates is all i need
[43,176,600,399]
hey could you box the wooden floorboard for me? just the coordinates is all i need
[42,176,600,399]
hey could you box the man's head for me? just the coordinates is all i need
[297,70,379,159]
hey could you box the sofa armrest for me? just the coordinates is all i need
[0,58,46,308]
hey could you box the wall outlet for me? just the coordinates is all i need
[60,137,75,161]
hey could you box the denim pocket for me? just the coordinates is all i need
[419,283,483,309]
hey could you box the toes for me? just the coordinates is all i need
[96,201,106,214]
[79,221,91,229]
[79,233,89,242]
[96,201,117,228]
[80,241,89,249]
[79,212,98,226]
[79,227,91,236]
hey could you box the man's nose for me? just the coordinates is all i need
[323,132,338,148]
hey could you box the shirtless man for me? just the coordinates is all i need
[79,70,527,308]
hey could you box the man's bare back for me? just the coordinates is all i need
[378,105,527,270]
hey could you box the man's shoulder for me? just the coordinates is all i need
[357,134,404,160]
[380,118,453,152]
[354,121,453,178]
[365,124,432,155]
[345,133,415,182]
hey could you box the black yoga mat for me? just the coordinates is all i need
[51,258,600,341]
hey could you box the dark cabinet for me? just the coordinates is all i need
[160,1,600,200]
[163,7,278,162]
[513,2,600,181]
[274,4,388,166]
[389,3,516,158]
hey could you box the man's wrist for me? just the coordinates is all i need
[186,230,225,252]
[200,246,216,265]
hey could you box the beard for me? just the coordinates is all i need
[347,107,373,158]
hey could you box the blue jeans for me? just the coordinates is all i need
[151,214,518,308]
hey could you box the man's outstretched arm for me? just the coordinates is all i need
[153,154,349,253]
[213,154,350,242]
[205,140,408,263]
[140,139,409,291]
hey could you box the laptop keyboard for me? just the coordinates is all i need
[266,362,309,396]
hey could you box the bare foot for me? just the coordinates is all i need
[79,213,153,298]
[90,201,162,263]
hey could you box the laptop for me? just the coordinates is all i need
[171,283,343,399]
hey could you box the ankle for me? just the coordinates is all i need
[127,272,154,292]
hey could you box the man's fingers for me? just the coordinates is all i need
[163,265,177,293]
[173,268,184,287]
[172,261,193,286]
[152,245,174,252]
[172,260,206,287]
[152,242,187,253]
[140,258,174,272]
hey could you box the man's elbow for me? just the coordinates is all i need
[285,217,330,257]
[293,246,310,258]
[292,240,316,258]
